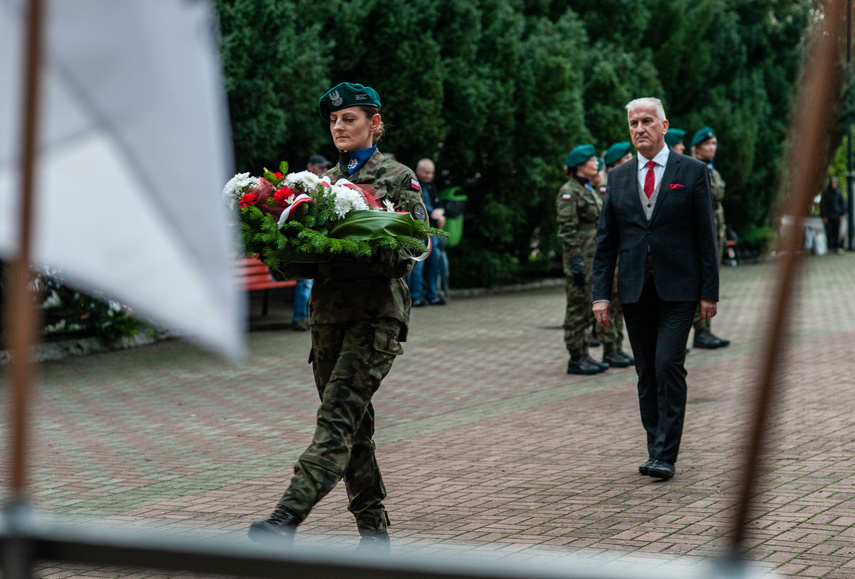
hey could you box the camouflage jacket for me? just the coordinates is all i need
[556,178,602,276]
[279,150,427,337]
[709,166,725,225]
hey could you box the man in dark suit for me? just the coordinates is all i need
[592,97,719,481]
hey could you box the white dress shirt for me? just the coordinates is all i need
[636,145,670,193]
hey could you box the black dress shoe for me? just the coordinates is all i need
[647,460,675,480]
[567,357,600,375]
[356,530,391,553]
[693,331,721,349]
[709,332,730,347]
[638,459,655,475]
[586,355,609,372]
[248,505,301,545]
[603,350,632,368]
[412,298,427,307]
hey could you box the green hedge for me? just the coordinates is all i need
[216,0,815,286]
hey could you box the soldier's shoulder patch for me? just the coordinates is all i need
[413,203,427,221]
[410,179,421,191]
[562,193,572,200]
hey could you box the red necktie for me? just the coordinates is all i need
[644,160,656,198]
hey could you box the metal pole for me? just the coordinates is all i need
[728,0,845,558]
[848,0,854,250]
[4,0,45,501]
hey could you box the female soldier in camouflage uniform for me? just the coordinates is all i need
[558,145,610,375]
[248,83,428,550]
[689,127,730,349]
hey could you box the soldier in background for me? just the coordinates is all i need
[665,128,686,154]
[248,82,428,550]
[591,142,635,369]
[558,145,610,375]
[690,127,730,349]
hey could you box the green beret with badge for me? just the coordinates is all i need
[318,82,382,120]
[564,144,596,168]
[604,141,632,166]
[690,126,716,148]
[664,128,685,148]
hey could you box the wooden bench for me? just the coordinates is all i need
[236,257,295,316]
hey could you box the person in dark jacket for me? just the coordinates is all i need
[592,97,720,481]
[821,176,846,253]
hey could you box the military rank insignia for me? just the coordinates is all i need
[347,158,359,170]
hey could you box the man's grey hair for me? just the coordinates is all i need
[625,98,667,121]
[416,158,434,170]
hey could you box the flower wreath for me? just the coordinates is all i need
[223,162,446,270]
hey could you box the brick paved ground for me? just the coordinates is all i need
[2,253,855,578]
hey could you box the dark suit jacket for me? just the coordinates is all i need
[592,151,719,304]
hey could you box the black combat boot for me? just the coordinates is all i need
[567,355,600,375]
[707,332,730,347]
[248,504,301,545]
[603,349,633,368]
[693,330,722,349]
[356,529,391,552]
[586,355,609,372]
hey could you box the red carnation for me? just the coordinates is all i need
[274,172,284,179]
[274,186,295,206]
[239,192,258,208]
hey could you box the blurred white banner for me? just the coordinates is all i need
[0,0,245,359]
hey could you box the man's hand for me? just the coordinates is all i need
[593,301,611,328]
[430,208,446,229]
[699,299,717,321]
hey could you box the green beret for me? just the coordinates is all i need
[604,141,632,166]
[690,126,716,148]
[318,82,381,120]
[564,144,596,168]
[664,129,685,148]
[596,157,604,172]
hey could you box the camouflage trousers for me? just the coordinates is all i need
[595,271,625,352]
[278,318,403,532]
[564,276,593,356]
[693,219,726,333]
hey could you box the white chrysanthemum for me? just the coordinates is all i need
[330,185,369,219]
[284,170,321,192]
[382,199,395,212]
[222,172,257,210]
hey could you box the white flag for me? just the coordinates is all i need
[0,0,245,359]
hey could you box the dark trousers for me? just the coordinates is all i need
[825,219,841,252]
[622,277,697,464]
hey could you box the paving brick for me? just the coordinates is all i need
[4,256,855,577]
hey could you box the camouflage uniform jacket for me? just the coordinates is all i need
[281,150,428,337]
[709,166,725,226]
[556,178,603,276]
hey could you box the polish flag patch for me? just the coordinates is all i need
[562,193,572,200]
[411,179,421,191]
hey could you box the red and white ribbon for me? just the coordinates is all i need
[409,236,432,262]
[277,194,312,227]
